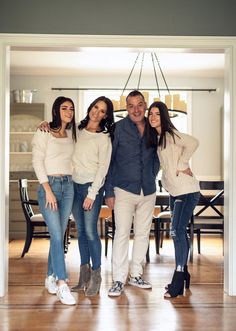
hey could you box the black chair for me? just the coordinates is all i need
[104,210,116,258]
[153,180,171,254]
[189,180,224,256]
[104,210,151,263]
[154,210,171,254]
[19,178,72,257]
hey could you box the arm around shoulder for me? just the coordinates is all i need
[32,130,50,183]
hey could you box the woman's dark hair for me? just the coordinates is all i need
[146,101,178,149]
[49,96,77,141]
[78,96,114,137]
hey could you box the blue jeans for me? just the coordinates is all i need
[72,182,103,270]
[38,175,74,280]
[170,191,200,270]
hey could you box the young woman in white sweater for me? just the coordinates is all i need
[147,101,200,298]
[71,96,114,296]
[32,96,77,305]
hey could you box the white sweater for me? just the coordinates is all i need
[32,130,74,184]
[158,130,200,197]
[72,129,112,200]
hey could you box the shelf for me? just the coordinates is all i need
[10,152,32,155]
[10,103,45,119]
[10,132,35,135]
[10,171,37,180]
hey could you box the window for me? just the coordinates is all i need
[82,89,189,132]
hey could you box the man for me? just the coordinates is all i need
[105,90,160,297]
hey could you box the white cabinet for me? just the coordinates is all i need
[10,103,45,174]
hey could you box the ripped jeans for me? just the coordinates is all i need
[170,192,200,270]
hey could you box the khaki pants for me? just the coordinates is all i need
[112,187,156,283]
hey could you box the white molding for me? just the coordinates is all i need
[223,45,236,295]
[1,33,236,49]
[0,44,10,297]
[1,34,236,296]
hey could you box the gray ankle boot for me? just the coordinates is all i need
[85,267,102,296]
[71,264,91,292]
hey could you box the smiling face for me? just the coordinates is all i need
[148,106,161,133]
[59,101,74,125]
[89,100,107,123]
[126,95,146,125]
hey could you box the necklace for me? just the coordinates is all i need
[86,126,100,133]
[51,129,67,138]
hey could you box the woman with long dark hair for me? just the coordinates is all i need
[71,96,114,296]
[32,96,77,305]
[146,101,200,298]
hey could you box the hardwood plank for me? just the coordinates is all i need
[1,236,234,331]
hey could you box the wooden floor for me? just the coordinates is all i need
[1,236,236,331]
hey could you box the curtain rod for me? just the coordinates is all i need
[51,87,217,92]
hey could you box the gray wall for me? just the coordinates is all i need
[1,0,236,36]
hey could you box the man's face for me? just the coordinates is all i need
[126,95,146,124]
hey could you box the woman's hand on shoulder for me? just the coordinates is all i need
[37,121,50,132]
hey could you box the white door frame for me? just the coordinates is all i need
[1,34,236,297]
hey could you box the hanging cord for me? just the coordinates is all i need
[121,52,140,96]
[154,53,170,95]
[137,53,145,90]
[151,53,161,99]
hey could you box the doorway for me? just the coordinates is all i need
[0,35,236,297]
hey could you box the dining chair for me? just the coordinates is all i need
[104,210,115,257]
[18,178,72,257]
[153,180,172,254]
[99,205,112,239]
[189,180,224,257]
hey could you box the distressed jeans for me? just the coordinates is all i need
[170,191,200,270]
[38,175,74,280]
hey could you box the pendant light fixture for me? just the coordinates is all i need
[113,52,187,117]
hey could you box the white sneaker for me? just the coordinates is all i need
[45,275,58,294]
[108,281,124,297]
[57,284,76,305]
[128,276,152,289]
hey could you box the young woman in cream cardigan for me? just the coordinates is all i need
[146,101,200,298]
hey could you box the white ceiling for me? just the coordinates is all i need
[10,47,225,78]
